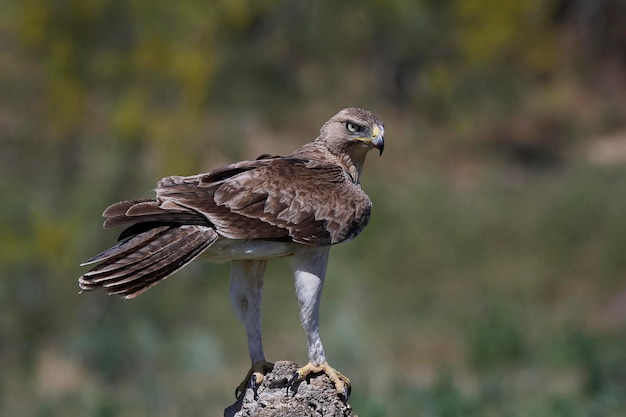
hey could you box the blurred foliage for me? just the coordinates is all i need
[2,0,626,415]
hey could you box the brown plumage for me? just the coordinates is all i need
[80,107,383,299]
[79,107,384,399]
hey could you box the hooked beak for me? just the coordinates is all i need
[370,124,385,156]
[372,133,384,156]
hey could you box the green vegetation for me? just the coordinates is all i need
[2,0,626,415]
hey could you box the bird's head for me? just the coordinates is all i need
[320,107,385,157]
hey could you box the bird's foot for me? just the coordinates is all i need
[287,361,351,401]
[235,360,274,400]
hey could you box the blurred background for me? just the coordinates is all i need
[2,0,626,415]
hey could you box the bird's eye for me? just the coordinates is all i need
[346,122,362,133]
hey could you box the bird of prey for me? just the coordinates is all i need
[79,107,384,400]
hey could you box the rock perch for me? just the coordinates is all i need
[224,361,359,417]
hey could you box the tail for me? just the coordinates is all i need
[79,199,218,299]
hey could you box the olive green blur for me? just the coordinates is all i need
[2,0,626,415]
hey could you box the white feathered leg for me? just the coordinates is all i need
[289,246,351,400]
[230,259,273,398]
[293,246,329,365]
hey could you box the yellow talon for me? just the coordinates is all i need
[288,361,351,400]
[235,360,274,399]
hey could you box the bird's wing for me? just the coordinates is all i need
[155,157,372,246]
[79,224,218,298]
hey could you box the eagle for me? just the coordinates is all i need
[79,107,384,400]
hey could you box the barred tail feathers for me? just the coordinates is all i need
[80,197,218,299]
[79,224,218,299]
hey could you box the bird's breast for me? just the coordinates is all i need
[200,238,298,263]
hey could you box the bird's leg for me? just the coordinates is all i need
[288,247,351,400]
[230,259,273,399]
